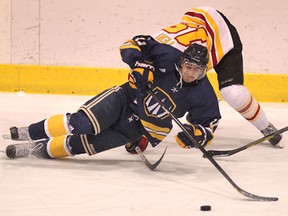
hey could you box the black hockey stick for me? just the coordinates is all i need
[146,87,278,201]
[135,146,167,171]
[206,126,288,158]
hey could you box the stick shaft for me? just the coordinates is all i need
[146,87,278,201]
[208,126,288,157]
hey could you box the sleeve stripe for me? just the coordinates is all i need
[119,40,141,52]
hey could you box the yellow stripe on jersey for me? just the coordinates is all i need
[119,40,141,52]
[140,119,171,141]
[47,136,72,158]
[45,114,70,138]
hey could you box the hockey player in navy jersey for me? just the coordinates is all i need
[4,36,221,159]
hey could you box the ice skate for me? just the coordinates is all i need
[261,123,284,148]
[2,126,31,141]
[6,141,50,159]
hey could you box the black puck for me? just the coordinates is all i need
[200,205,211,211]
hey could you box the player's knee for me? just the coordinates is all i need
[220,84,249,107]
[69,111,94,135]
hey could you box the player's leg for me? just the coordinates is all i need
[215,41,283,147]
[6,86,145,158]
[7,86,123,141]
[6,108,143,159]
[8,113,73,141]
[6,136,70,159]
[215,13,283,147]
[70,96,144,156]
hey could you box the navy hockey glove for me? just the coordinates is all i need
[128,60,154,90]
[176,124,214,149]
[125,136,149,154]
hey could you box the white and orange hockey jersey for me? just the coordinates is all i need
[153,6,234,70]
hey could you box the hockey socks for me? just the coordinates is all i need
[220,85,269,131]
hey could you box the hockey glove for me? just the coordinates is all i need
[128,60,154,90]
[176,124,214,149]
[125,136,149,154]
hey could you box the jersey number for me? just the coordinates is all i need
[162,23,207,47]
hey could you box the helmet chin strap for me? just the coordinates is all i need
[174,64,183,88]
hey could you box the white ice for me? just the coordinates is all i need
[0,92,287,216]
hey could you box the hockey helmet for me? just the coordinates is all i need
[178,43,209,81]
[179,43,209,68]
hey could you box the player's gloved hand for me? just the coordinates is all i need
[128,60,154,90]
[176,124,214,149]
[125,136,149,154]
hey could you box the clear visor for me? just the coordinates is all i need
[181,60,207,80]
[181,60,206,71]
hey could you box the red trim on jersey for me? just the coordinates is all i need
[184,11,218,66]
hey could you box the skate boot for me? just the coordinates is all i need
[6,140,51,159]
[261,123,283,147]
[7,126,31,141]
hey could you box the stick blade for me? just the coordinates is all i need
[238,188,278,202]
[203,150,231,158]
[135,146,168,171]
[149,147,168,171]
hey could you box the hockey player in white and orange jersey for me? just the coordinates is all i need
[152,6,283,147]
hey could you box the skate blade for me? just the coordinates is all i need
[276,141,285,149]
[2,134,11,140]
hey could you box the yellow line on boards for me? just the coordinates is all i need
[0,64,287,102]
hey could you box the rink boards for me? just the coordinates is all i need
[0,64,287,102]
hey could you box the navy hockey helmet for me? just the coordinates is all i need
[179,43,209,68]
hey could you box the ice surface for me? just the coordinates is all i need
[0,92,287,216]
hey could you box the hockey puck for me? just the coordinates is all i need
[200,205,211,211]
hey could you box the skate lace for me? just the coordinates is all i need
[15,142,44,158]
[33,142,44,151]
[18,127,31,140]
[15,144,32,157]
[261,123,277,136]
[29,142,45,158]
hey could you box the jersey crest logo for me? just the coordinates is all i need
[144,87,176,119]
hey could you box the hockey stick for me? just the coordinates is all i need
[206,126,288,158]
[146,87,278,201]
[135,146,167,171]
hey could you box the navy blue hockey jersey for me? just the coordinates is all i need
[120,36,221,147]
